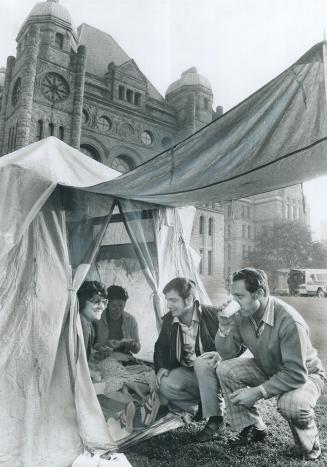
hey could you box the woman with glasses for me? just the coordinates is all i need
[77,281,108,360]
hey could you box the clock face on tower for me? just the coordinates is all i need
[41,72,70,103]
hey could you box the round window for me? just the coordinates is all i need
[82,109,89,125]
[97,116,111,132]
[161,136,172,149]
[141,130,153,145]
[121,123,134,139]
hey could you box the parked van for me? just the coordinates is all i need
[288,269,327,298]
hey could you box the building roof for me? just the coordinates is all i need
[27,0,72,25]
[18,0,77,40]
[166,67,212,96]
[78,23,164,102]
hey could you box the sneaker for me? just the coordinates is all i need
[228,425,267,446]
[196,416,224,442]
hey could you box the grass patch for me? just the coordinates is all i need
[124,359,327,467]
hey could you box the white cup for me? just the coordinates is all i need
[220,300,240,318]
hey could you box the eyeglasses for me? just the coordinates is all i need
[87,297,108,306]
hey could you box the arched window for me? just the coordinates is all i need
[118,85,125,100]
[80,144,101,162]
[111,155,134,173]
[208,217,214,236]
[126,89,133,103]
[199,215,204,234]
[134,92,141,105]
[58,126,64,141]
[55,32,64,49]
[37,120,44,140]
[49,123,54,136]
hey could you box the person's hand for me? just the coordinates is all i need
[201,351,221,368]
[121,338,134,344]
[108,339,121,349]
[230,387,262,408]
[154,368,169,391]
[217,302,238,336]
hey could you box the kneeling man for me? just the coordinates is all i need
[216,268,325,460]
[154,277,224,441]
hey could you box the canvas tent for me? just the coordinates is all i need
[0,136,209,466]
[2,40,327,466]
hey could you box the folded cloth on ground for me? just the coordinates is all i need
[91,357,155,395]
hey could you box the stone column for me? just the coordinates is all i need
[0,56,15,155]
[70,45,86,149]
[15,25,40,150]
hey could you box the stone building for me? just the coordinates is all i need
[0,0,225,297]
[224,186,310,279]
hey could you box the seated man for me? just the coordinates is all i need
[153,277,224,441]
[216,268,325,460]
[77,280,108,360]
[96,285,140,355]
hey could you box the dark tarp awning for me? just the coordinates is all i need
[88,41,327,206]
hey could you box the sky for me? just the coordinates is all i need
[0,0,327,238]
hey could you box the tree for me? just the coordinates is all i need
[247,220,327,289]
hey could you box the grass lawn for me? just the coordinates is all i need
[124,358,327,467]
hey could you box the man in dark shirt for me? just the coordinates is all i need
[216,268,325,460]
[154,277,224,441]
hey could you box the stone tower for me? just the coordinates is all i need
[165,67,214,139]
[0,0,86,155]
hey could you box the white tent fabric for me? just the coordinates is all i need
[0,141,121,466]
[87,41,327,206]
[0,137,208,466]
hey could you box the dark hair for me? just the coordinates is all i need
[77,280,106,310]
[163,277,195,300]
[107,285,129,302]
[232,268,269,296]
